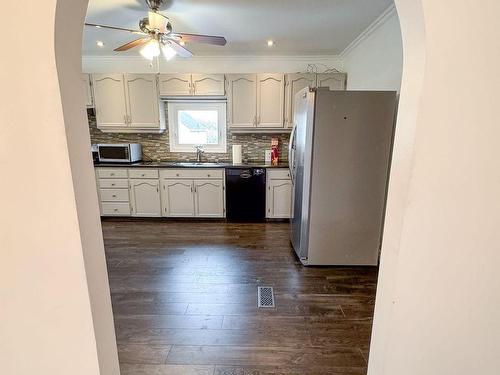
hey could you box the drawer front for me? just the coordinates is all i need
[128,169,159,179]
[99,178,129,189]
[100,189,130,202]
[101,202,131,216]
[97,168,128,179]
[267,168,290,180]
[160,169,224,180]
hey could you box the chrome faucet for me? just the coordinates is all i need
[195,145,204,163]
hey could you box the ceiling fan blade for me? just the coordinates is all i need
[85,23,146,35]
[114,37,150,52]
[148,11,168,33]
[167,40,194,58]
[173,33,227,46]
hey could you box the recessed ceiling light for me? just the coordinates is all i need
[96,41,104,47]
[267,40,274,47]
[179,41,186,46]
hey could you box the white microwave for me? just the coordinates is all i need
[97,144,142,163]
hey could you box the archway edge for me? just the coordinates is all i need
[49,0,428,373]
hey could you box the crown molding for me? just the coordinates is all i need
[82,54,344,73]
[340,4,397,58]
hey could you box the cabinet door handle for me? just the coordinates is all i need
[112,194,117,198]
[123,114,127,124]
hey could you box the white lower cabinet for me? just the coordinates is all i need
[162,179,196,217]
[194,180,225,217]
[160,169,225,218]
[130,179,161,217]
[96,168,131,216]
[266,169,292,219]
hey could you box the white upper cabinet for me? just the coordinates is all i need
[191,74,225,96]
[162,179,195,217]
[129,179,161,217]
[284,73,316,128]
[159,74,225,96]
[93,73,165,133]
[92,74,128,129]
[194,180,225,217]
[316,73,346,90]
[82,73,94,107]
[227,74,257,128]
[256,73,285,128]
[158,74,192,96]
[125,74,160,129]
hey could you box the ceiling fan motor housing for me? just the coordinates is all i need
[145,0,167,11]
[139,16,172,35]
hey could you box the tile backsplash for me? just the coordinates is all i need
[88,109,290,163]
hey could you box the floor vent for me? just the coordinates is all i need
[257,286,275,308]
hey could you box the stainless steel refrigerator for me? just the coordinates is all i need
[289,88,397,266]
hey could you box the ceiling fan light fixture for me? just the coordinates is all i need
[161,43,177,61]
[140,39,161,60]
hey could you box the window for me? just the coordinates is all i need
[167,101,227,153]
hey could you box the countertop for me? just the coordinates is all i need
[94,161,289,169]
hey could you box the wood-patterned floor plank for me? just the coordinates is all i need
[103,219,378,373]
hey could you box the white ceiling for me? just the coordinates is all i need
[83,0,393,57]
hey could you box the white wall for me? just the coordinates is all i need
[369,0,500,374]
[0,0,118,374]
[342,6,403,91]
[82,55,343,74]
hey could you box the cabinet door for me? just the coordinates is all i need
[227,74,257,128]
[191,74,225,96]
[284,73,316,128]
[194,179,225,218]
[92,74,127,128]
[161,179,195,217]
[257,73,285,128]
[266,179,292,218]
[158,74,192,96]
[130,179,161,217]
[82,73,93,107]
[316,73,346,90]
[124,74,160,129]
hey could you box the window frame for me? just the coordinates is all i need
[167,100,227,153]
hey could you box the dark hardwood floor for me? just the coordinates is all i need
[102,219,378,375]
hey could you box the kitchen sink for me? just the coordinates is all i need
[170,162,226,167]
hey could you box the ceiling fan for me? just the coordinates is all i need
[85,0,227,61]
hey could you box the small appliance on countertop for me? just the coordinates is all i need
[91,144,99,163]
[96,143,142,163]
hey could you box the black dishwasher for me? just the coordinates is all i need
[226,168,266,222]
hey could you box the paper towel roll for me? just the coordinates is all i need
[232,145,242,164]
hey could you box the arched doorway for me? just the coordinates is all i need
[5,0,500,374]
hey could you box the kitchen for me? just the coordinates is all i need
[83,0,401,373]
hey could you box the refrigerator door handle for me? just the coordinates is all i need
[288,124,296,184]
